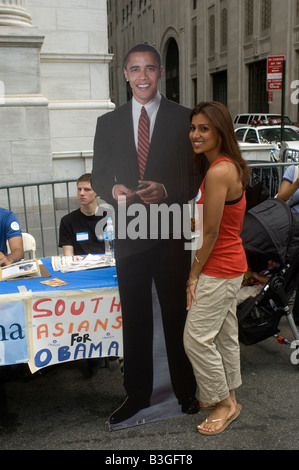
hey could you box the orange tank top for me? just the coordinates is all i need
[196,157,248,278]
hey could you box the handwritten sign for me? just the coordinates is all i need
[28,290,123,372]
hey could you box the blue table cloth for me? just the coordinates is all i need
[0,257,118,295]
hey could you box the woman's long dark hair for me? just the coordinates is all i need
[190,101,250,188]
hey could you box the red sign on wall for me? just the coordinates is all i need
[267,56,285,91]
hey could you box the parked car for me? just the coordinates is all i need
[233,113,299,133]
[235,125,299,162]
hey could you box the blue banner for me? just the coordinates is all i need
[0,301,29,366]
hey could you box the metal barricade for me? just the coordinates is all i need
[248,161,299,197]
[0,179,77,258]
[0,161,298,258]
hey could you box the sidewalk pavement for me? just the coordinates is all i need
[0,316,298,454]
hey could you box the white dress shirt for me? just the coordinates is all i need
[112,92,165,197]
[132,92,162,150]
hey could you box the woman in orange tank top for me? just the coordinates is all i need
[184,101,250,435]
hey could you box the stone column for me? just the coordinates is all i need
[0,0,53,198]
[0,0,32,27]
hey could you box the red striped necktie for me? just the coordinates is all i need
[137,106,150,179]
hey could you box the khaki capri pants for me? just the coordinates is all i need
[184,273,243,404]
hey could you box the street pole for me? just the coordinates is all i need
[281,59,286,144]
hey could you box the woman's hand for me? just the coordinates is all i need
[186,277,198,311]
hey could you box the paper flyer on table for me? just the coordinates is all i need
[51,254,115,273]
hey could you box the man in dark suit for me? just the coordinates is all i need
[92,44,202,424]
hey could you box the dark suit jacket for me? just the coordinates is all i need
[92,95,202,244]
[92,96,201,400]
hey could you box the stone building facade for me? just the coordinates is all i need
[0,0,113,187]
[107,0,299,124]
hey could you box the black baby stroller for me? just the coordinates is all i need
[237,197,299,346]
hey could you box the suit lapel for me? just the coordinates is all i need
[150,96,169,144]
[145,96,170,179]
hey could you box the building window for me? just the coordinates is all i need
[220,8,228,51]
[261,0,271,31]
[248,60,269,112]
[192,78,197,106]
[166,38,180,103]
[213,70,227,106]
[209,15,215,56]
[192,24,197,59]
[193,0,197,9]
[245,0,254,37]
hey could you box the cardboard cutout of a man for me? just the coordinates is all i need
[92,44,204,426]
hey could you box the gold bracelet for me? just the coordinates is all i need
[194,255,202,265]
[186,279,198,287]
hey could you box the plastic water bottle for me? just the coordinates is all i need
[103,217,114,263]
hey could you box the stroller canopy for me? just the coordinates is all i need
[241,198,299,269]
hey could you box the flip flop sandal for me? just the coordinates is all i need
[197,404,242,435]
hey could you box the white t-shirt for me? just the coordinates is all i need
[283,165,299,213]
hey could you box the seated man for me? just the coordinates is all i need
[0,207,24,266]
[59,173,105,256]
